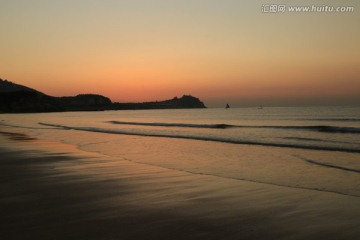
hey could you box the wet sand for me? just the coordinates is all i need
[0,131,359,240]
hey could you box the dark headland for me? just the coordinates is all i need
[0,78,206,113]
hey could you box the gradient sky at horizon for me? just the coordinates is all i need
[1,0,359,107]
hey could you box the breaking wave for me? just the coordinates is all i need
[40,122,360,153]
[293,155,360,174]
[108,121,232,129]
[108,120,360,134]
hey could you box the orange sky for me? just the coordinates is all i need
[1,0,359,107]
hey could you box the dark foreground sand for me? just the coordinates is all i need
[0,131,359,240]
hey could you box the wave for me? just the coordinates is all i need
[272,125,360,134]
[40,122,360,153]
[300,118,360,122]
[0,122,55,130]
[108,121,232,129]
[293,155,360,174]
[282,137,352,144]
[118,157,360,198]
[108,121,360,134]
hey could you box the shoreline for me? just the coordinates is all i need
[0,130,359,239]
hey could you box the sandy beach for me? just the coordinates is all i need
[0,130,359,240]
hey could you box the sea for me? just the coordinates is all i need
[1,107,359,197]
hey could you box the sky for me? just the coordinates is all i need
[0,0,359,107]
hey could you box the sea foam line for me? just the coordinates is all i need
[108,121,231,129]
[293,155,360,174]
[118,156,360,198]
[39,122,360,153]
[108,121,360,134]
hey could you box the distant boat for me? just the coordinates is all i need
[226,104,230,109]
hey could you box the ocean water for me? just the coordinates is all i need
[1,107,359,196]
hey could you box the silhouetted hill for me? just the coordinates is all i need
[0,78,206,113]
[0,78,40,93]
[0,91,64,113]
[113,95,206,110]
[58,94,112,111]
[165,95,206,108]
[0,78,64,112]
